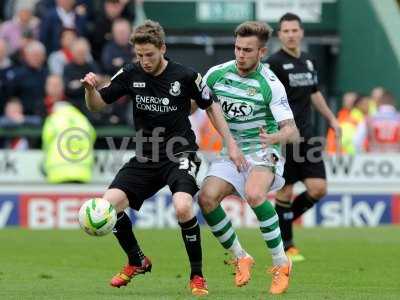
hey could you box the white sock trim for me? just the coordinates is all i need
[262,227,281,241]
[269,240,285,256]
[218,227,235,243]
[210,215,230,232]
[228,237,247,258]
[259,214,279,228]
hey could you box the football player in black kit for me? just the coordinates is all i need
[265,13,341,262]
[81,20,246,296]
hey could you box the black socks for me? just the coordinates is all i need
[113,212,145,266]
[179,217,203,279]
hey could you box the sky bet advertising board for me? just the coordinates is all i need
[0,192,399,229]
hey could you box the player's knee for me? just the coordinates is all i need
[198,188,220,213]
[103,188,129,213]
[245,189,266,207]
[174,200,193,221]
[307,183,327,200]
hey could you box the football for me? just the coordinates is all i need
[78,198,117,236]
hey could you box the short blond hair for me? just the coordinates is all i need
[130,20,165,48]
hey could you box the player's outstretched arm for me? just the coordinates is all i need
[311,91,341,139]
[81,72,107,112]
[206,102,248,171]
[259,119,300,147]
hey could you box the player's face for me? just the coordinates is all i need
[134,43,166,75]
[278,20,304,51]
[234,36,266,75]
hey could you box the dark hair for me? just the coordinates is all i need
[234,21,272,45]
[278,13,303,30]
[130,20,165,48]
[6,97,21,104]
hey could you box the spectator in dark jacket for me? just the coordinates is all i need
[39,0,88,53]
[0,97,41,149]
[35,0,94,20]
[101,18,133,76]
[9,41,48,116]
[63,37,99,112]
[90,0,134,61]
[0,38,14,114]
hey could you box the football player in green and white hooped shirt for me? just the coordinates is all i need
[197,21,299,295]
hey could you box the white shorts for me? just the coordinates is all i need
[205,148,285,199]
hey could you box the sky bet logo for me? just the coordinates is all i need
[305,194,396,227]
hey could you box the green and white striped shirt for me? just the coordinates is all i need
[204,60,293,154]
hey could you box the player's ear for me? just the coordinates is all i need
[277,30,283,42]
[259,46,267,59]
[160,44,166,55]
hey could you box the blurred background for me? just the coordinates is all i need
[0,0,399,229]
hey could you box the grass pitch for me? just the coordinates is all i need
[0,227,399,300]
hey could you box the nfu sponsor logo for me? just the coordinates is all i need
[220,97,254,120]
[308,195,391,227]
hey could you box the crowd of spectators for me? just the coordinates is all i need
[0,1,399,153]
[0,0,142,135]
[326,87,400,154]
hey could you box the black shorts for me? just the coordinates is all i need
[283,139,326,185]
[109,152,201,210]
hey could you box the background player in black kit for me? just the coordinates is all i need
[81,20,246,296]
[266,13,341,262]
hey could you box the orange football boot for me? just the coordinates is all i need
[268,258,292,295]
[110,256,152,288]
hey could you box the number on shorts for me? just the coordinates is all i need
[179,157,197,178]
[179,157,190,170]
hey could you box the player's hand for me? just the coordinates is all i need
[330,119,342,138]
[80,72,98,91]
[227,138,248,172]
[330,119,342,153]
[259,127,277,148]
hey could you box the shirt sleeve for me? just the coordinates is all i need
[269,73,294,122]
[99,67,129,104]
[188,71,215,110]
[311,58,320,93]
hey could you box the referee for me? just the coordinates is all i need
[265,13,341,262]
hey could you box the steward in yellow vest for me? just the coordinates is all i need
[42,101,96,183]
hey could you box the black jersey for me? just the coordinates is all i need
[266,49,319,139]
[99,59,214,160]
